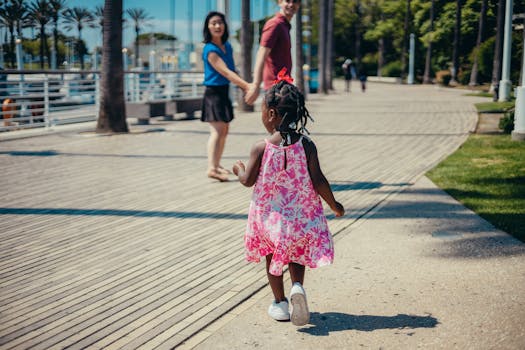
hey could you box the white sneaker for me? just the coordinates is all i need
[267,299,290,321]
[290,282,310,326]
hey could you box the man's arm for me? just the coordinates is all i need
[245,46,271,105]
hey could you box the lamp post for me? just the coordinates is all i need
[408,33,415,84]
[512,16,525,141]
[122,48,128,70]
[499,0,513,101]
[15,37,23,71]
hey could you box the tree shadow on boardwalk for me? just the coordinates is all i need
[0,150,243,160]
[330,181,411,192]
[0,207,248,220]
[298,312,438,336]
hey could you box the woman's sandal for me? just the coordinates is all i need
[207,169,229,182]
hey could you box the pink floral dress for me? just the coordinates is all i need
[244,137,334,276]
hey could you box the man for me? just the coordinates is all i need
[245,0,301,105]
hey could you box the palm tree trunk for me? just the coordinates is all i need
[469,0,487,86]
[134,26,139,67]
[491,0,504,96]
[377,37,384,77]
[96,0,128,133]
[78,27,85,70]
[54,26,59,68]
[423,0,434,84]
[326,0,334,90]
[450,0,462,84]
[354,0,362,66]
[401,0,411,81]
[9,25,15,68]
[318,0,327,94]
[239,0,253,111]
[39,27,46,69]
[295,4,305,95]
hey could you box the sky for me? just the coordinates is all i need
[63,0,280,50]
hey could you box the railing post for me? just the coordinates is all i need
[192,78,197,97]
[134,72,140,102]
[44,74,51,128]
[95,72,100,119]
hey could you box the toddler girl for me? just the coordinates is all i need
[233,75,344,326]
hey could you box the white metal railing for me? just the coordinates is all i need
[0,69,205,132]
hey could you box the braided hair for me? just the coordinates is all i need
[264,80,314,146]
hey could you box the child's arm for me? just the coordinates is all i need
[233,140,266,187]
[303,139,345,217]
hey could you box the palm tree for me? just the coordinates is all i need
[318,0,327,93]
[28,0,50,69]
[49,0,67,69]
[295,3,304,95]
[450,0,462,85]
[326,0,334,90]
[96,0,128,133]
[468,0,487,86]
[491,0,504,96]
[239,0,253,111]
[62,6,95,69]
[126,8,151,68]
[94,5,103,38]
[423,0,435,84]
[401,0,411,81]
[2,0,28,68]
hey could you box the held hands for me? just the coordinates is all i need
[232,160,246,176]
[244,84,260,105]
[331,201,345,217]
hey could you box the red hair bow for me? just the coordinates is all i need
[273,67,294,85]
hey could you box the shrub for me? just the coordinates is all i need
[381,61,402,77]
[477,37,496,84]
[499,108,515,134]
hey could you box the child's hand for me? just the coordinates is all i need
[232,160,246,176]
[332,201,345,217]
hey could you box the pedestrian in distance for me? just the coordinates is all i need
[341,58,354,92]
[233,74,345,326]
[245,0,301,105]
[201,11,254,182]
[358,65,367,92]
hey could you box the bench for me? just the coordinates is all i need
[126,97,202,125]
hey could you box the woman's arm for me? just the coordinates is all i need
[207,52,251,92]
[303,139,344,217]
[233,140,266,187]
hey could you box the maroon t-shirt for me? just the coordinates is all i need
[260,13,292,90]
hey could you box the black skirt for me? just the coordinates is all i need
[201,85,234,123]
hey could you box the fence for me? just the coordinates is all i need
[0,69,205,132]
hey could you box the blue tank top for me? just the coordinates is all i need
[202,42,235,86]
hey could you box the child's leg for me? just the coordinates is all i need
[288,262,305,285]
[265,255,286,302]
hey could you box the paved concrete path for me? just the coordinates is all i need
[1,81,523,349]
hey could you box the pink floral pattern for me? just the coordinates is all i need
[245,138,334,276]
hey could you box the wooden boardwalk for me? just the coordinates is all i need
[0,81,485,349]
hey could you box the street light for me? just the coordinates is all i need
[499,0,513,101]
[15,38,23,71]
[511,14,525,141]
[122,48,128,70]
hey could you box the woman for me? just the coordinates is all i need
[201,11,252,181]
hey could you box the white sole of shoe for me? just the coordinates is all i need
[290,293,309,326]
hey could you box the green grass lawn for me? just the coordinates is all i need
[464,92,493,98]
[475,101,515,113]
[427,134,525,242]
